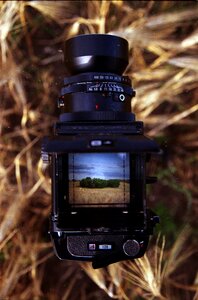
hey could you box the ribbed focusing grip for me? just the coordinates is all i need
[59,111,135,122]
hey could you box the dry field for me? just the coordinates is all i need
[69,181,130,205]
[0,1,197,300]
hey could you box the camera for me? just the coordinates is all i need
[42,34,160,269]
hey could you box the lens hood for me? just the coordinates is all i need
[64,34,129,75]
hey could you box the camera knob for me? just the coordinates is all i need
[123,239,140,256]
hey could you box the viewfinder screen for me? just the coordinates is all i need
[68,153,130,207]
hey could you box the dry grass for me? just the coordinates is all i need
[69,181,130,205]
[0,1,197,299]
[83,228,196,300]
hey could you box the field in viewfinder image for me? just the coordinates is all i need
[69,180,130,205]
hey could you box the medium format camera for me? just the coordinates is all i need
[42,34,160,269]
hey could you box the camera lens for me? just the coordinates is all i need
[64,34,129,75]
[60,34,135,122]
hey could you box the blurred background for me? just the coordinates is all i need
[0,1,197,299]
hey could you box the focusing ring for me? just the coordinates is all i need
[59,111,135,122]
[61,83,135,97]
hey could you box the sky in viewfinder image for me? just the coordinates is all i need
[69,153,129,180]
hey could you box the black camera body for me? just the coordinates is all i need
[42,34,159,268]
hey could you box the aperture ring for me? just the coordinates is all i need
[63,72,131,86]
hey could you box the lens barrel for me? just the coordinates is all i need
[61,34,135,122]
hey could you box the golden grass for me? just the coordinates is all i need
[83,229,197,300]
[0,1,197,299]
[69,181,130,205]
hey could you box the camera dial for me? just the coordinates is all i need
[123,239,140,256]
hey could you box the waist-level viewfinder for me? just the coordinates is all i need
[42,34,159,269]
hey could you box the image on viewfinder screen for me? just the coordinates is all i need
[68,153,130,207]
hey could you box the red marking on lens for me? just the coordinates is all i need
[95,104,99,110]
